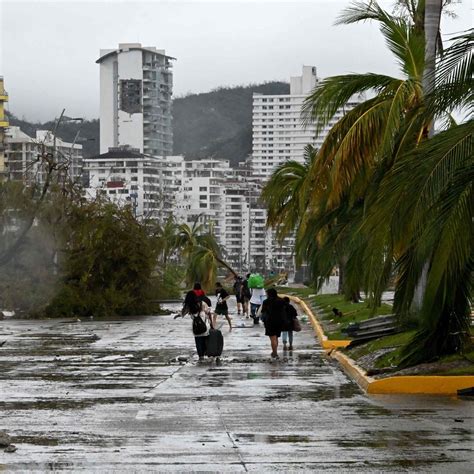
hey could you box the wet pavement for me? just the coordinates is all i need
[0,300,473,472]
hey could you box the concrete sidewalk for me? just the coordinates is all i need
[0,305,473,471]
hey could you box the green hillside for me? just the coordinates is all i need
[7,81,289,167]
[172,82,289,165]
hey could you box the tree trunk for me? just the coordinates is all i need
[337,258,346,295]
[413,0,442,310]
[215,255,238,279]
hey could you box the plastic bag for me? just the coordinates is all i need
[248,273,264,289]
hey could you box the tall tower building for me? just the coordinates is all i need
[0,76,9,181]
[97,43,175,156]
[251,65,360,180]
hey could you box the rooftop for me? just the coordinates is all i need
[96,43,176,64]
[87,146,148,160]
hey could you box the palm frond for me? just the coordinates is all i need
[302,73,398,133]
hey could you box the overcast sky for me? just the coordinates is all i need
[1,0,471,122]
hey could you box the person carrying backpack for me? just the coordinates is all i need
[182,290,212,361]
[192,282,212,307]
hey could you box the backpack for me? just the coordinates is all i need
[192,315,207,335]
[233,279,242,294]
[242,280,251,298]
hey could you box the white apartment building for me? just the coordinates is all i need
[84,146,162,219]
[35,130,83,181]
[5,126,83,184]
[155,155,185,220]
[174,159,233,242]
[252,65,360,179]
[97,43,174,157]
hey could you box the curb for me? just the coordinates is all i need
[287,294,474,396]
[285,295,351,350]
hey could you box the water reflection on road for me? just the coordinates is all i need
[0,299,472,471]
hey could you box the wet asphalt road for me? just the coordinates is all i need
[0,300,473,472]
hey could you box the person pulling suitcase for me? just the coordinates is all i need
[206,315,224,363]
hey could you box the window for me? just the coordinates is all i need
[199,186,207,191]
[199,203,207,208]
[200,195,207,200]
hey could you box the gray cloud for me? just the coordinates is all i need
[1,0,471,121]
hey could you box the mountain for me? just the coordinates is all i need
[6,81,290,167]
[172,81,289,166]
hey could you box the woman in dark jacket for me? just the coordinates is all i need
[260,288,285,359]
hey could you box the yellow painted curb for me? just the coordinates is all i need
[332,350,374,392]
[284,292,474,396]
[367,376,474,395]
[284,295,351,350]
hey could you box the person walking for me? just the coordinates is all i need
[242,274,251,318]
[260,288,285,359]
[192,282,211,307]
[282,296,297,351]
[214,282,232,330]
[233,276,244,316]
[249,286,266,324]
[182,290,212,361]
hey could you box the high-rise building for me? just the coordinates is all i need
[97,43,175,157]
[0,77,9,181]
[251,65,360,180]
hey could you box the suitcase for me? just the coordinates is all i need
[206,328,224,356]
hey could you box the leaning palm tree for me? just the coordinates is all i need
[365,30,474,365]
[261,144,316,241]
[176,216,237,289]
[297,0,428,304]
[301,1,472,363]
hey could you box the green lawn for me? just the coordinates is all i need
[275,286,319,298]
[310,294,393,340]
[346,332,474,374]
[276,288,393,339]
[278,287,474,376]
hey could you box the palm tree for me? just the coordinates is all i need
[176,216,238,289]
[365,30,473,365]
[152,215,179,269]
[263,0,471,363]
[261,146,364,300]
[310,2,472,362]
[296,1,429,303]
[261,145,315,241]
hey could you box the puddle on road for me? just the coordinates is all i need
[335,430,444,449]
[235,433,311,443]
[0,396,154,411]
[297,383,359,401]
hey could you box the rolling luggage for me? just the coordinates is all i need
[206,328,224,357]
